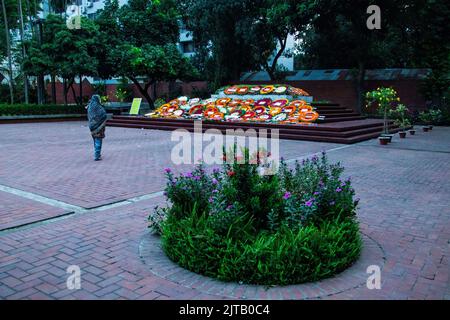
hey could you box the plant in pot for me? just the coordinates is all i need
[390,104,411,138]
[395,118,411,138]
[428,108,443,130]
[419,111,432,132]
[366,87,400,143]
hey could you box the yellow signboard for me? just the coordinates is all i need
[129,98,142,115]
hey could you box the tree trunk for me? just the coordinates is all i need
[1,0,14,104]
[79,74,83,105]
[51,74,56,104]
[63,79,67,106]
[354,61,366,114]
[265,35,288,81]
[18,0,29,104]
[129,77,154,109]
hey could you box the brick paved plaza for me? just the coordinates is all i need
[0,121,449,299]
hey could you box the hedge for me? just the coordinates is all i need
[0,104,86,116]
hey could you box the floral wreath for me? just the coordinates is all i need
[271,99,289,108]
[216,97,231,106]
[298,111,319,122]
[260,85,275,94]
[237,86,249,95]
[189,104,204,115]
[224,86,238,95]
[255,98,272,107]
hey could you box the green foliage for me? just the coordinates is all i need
[162,211,361,285]
[366,87,401,133]
[0,104,85,116]
[419,108,444,125]
[149,149,361,285]
[97,0,198,107]
[115,78,133,102]
[389,104,412,130]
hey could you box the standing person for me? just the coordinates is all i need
[86,95,107,161]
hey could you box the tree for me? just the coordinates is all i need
[294,0,403,112]
[24,14,99,106]
[96,0,197,107]
[179,0,261,88]
[1,0,18,104]
[116,43,197,107]
[244,1,314,80]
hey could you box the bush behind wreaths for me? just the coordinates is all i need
[0,104,85,116]
[149,148,362,285]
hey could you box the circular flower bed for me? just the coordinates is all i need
[149,150,361,285]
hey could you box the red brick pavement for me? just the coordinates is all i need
[0,122,340,208]
[0,191,71,230]
[0,123,449,299]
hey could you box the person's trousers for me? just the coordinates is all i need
[93,138,102,160]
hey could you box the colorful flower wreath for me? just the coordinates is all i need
[224,86,239,95]
[260,85,275,94]
[255,98,272,107]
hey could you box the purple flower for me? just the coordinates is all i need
[305,199,314,207]
[164,168,171,174]
[193,175,201,181]
[311,155,319,162]
[226,204,233,210]
[208,197,214,203]
[184,172,193,178]
[212,189,219,194]
[341,182,346,187]
[319,180,324,187]
[283,192,292,200]
[314,191,320,196]
[211,178,218,185]
[329,201,335,206]
[336,187,342,193]
[163,191,168,196]
[213,168,220,174]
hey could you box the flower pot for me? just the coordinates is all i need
[399,131,406,138]
[379,137,390,145]
[409,130,416,135]
[380,133,394,143]
[422,126,429,132]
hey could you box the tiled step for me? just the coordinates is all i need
[107,115,399,144]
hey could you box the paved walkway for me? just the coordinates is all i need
[0,122,449,299]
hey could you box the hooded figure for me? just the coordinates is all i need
[86,95,107,161]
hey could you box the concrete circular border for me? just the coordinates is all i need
[139,231,385,299]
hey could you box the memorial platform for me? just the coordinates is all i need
[107,102,400,144]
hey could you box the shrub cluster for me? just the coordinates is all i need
[0,104,86,116]
[149,149,361,285]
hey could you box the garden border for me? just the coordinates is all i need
[139,231,386,299]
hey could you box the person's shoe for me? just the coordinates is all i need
[94,156,102,161]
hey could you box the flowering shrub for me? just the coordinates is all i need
[149,148,361,284]
[366,87,401,133]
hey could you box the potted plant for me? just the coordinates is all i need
[428,109,443,130]
[390,104,411,139]
[366,87,400,143]
[419,111,432,131]
[379,136,390,145]
[396,118,411,138]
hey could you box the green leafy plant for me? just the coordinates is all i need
[149,147,361,285]
[389,104,411,132]
[0,104,85,116]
